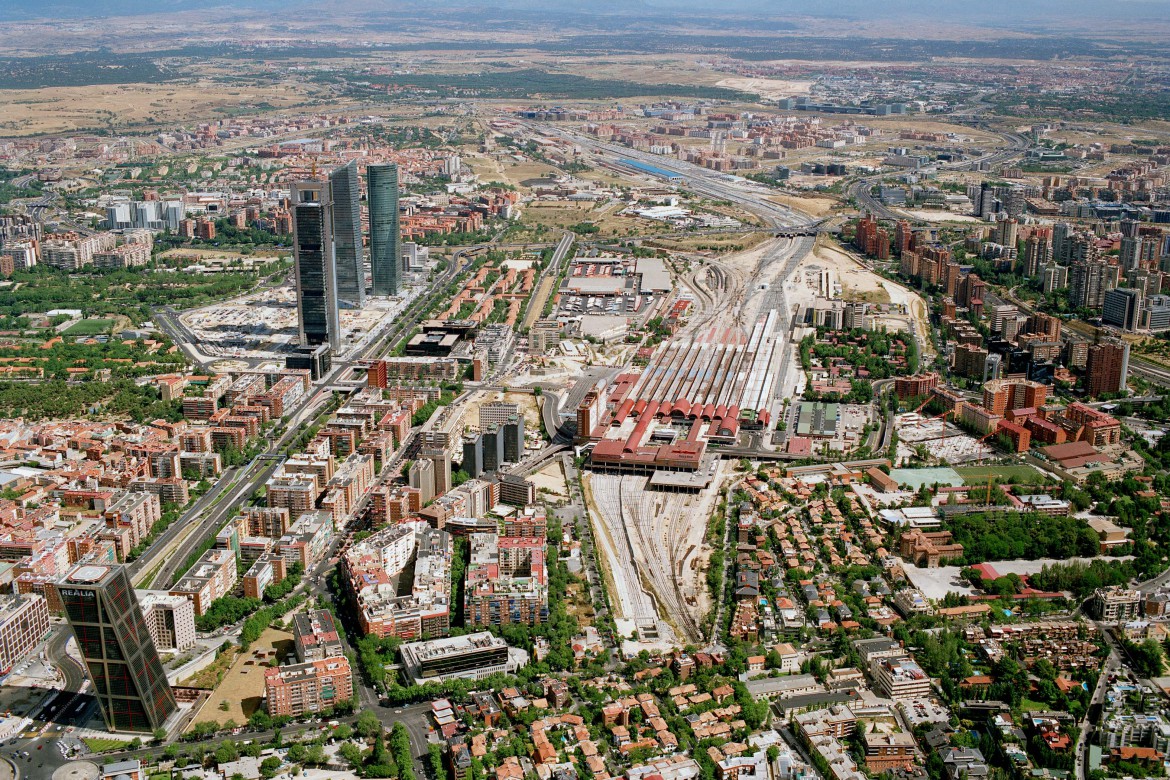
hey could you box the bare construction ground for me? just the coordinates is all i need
[586,469,723,644]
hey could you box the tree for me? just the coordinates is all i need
[306,744,327,766]
[356,710,383,738]
[259,756,282,779]
[333,723,354,741]
[214,740,240,765]
[288,743,307,764]
[339,741,364,769]
[152,727,167,743]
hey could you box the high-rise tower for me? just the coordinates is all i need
[292,181,341,351]
[368,163,401,297]
[329,161,366,309]
[56,564,177,732]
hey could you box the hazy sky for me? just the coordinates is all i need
[4,0,1170,24]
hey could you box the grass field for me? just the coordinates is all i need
[955,465,1050,485]
[63,318,114,336]
[83,737,131,753]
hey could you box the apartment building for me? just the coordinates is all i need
[137,591,197,653]
[264,656,353,717]
[169,548,238,615]
[0,594,50,673]
[1089,587,1143,622]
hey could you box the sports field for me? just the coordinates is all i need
[955,465,1050,485]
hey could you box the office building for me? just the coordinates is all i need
[478,402,520,429]
[57,565,177,732]
[399,632,525,685]
[462,434,484,479]
[1086,341,1129,398]
[264,656,352,717]
[482,426,505,473]
[292,181,341,351]
[0,594,50,674]
[368,163,401,296]
[502,416,524,463]
[1102,288,1142,331]
[329,161,366,309]
[871,656,932,700]
[1146,295,1170,332]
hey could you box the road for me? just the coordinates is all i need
[845,129,1030,225]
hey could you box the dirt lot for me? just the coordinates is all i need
[531,461,569,500]
[768,193,841,218]
[186,626,294,729]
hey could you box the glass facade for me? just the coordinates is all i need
[292,182,341,351]
[329,161,366,309]
[368,163,401,297]
[59,566,177,732]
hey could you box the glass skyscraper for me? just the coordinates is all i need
[292,181,341,351]
[368,163,401,297]
[57,564,177,733]
[329,161,366,309]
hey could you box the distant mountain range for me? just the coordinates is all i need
[3,0,1168,25]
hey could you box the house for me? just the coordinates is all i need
[942,748,989,780]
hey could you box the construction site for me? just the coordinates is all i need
[894,411,995,465]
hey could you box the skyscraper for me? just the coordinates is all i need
[368,163,401,297]
[292,181,341,351]
[329,161,366,309]
[56,564,177,732]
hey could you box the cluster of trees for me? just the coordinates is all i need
[0,265,260,325]
[240,594,308,649]
[262,562,304,602]
[195,596,262,632]
[1030,559,1138,599]
[946,511,1100,564]
[0,377,182,421]
[412,391,455,426]
[355,68,748,101]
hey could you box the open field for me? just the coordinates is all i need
[519,201,644,238]
[186,626,294,729]
[531,461,569,500]
[809,235,936,362]
[955,464,1051,485]
[0,80,324,136]
[564,577,596,624]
